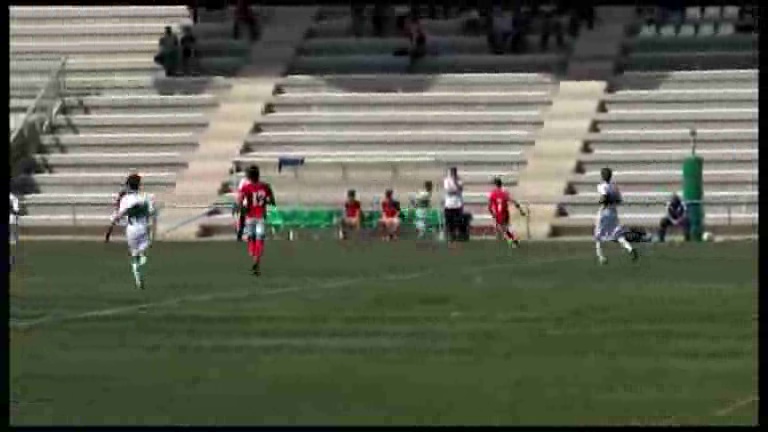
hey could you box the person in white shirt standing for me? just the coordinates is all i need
[443,167,465,242]
[105,174,157,289]
[594,167,638,265]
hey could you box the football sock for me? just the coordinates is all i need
[254,239,265,260]
[595,242,605,260]
[247,240,257,257]
[617,236,634,252]
[139,255,148,267]
[131,257,142,287]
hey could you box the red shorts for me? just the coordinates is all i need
[494,213,510,226]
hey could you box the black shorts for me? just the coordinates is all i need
[444,207,464,233]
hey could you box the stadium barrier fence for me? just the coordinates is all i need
[41,199,757,240]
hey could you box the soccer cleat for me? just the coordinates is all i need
[252,261,261,276]
[630,249,639,262]
[598,256,608,265]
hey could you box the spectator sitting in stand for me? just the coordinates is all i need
[233,0,260,41]
[407,16,427,69]
[488,8,511,54]
[540,10,565,51]
[155,26,179,77]
[653,0,684,35]
[188,0,199,24]
[462,8,483,35]
[351,4,366,37]
[180,24,198,76]
[372,2,387,37]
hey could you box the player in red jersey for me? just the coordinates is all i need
[236,165,275,275]
[488,177,526,247]
[339,189,362,240]
[379,189,401,241]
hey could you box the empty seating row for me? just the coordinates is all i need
[299,35,572,56]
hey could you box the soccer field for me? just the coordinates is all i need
[9,239,758,426]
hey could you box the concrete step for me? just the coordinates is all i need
[241,144,533,155]
[245,130,535,145]
[51,113,210,134]
[585,141,756,152]
[40,137,198,154]
[10,22,236,42]
[289,53,567,75]
[10,38,250,57]
[29,172,177,194]
[41,132,200,146]
[10,75,233,95]
[34,152,187,173]
[596,121,757,131]
[63,94,218,111]
[588,128,757,142]
[578,156,757,173]
[22,193,117,216]
[277,73,557,94]
[261,110,545,124]
[270,91,552,113]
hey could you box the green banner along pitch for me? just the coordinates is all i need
[682,156,704,241]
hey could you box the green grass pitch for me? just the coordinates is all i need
[9,239,758,426]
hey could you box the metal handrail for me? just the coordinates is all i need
[9,56,67,143]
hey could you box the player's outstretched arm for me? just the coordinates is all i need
[236,189,247,241]
[512,200,526,216]
[105,211,125,243]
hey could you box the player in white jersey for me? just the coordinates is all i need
[10,193,20,269]
[410,181,433,239]
[594,167,638,265]
[105,174,157,289]
[10,193,19,245]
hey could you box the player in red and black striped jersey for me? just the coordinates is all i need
[340,189,362,240]
[379,189,401,241]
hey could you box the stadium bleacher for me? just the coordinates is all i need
[10,4,759,239]
[554,5,758,237]
[194,5,576,236]
[9,5,261,232]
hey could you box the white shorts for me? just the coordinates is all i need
[594,209,623,242]
[9,223,18,245]
[243,218,266,240]
[126,225,151,256]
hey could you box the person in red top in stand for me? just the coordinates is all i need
[488,177,526,247]
[340,189,362,240]
[237,165,275,275]
[379,189,401,241]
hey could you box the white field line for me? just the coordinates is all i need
[713,395,758,417]
[10,254,589,330]
[651,394,758,425]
